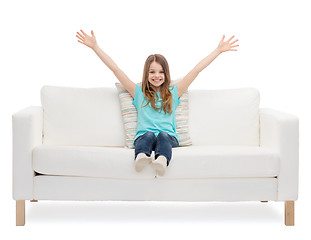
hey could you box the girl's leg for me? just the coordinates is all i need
[154,132,179,166]
[134,131,156,160]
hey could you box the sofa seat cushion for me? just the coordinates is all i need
[166,146,279,179]
[33,145,279,179]
[33,145,156,179]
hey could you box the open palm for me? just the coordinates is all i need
[218,35,239,53]
[76,29,97,49]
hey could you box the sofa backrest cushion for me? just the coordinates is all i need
[41,86,125,146]
[188,88,259,146]
[41,86,260,147]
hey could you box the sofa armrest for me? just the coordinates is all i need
[259,108,299,201]
[12,106,43,200]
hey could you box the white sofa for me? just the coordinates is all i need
[12,85,299,226]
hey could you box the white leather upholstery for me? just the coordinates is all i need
[33,145,279,179]
[260,108,299,200]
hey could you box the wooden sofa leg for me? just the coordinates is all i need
[30,200,38,202]
[16,200,25,226]
[285,201,295,226]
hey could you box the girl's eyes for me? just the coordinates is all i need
[150,71,164,74]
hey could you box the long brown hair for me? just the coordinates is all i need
[142,54,173,114]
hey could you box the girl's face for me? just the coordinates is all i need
[148,61,165,92]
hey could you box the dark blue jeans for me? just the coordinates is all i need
[134,131,179,166]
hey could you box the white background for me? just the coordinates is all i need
[1,0,310,238]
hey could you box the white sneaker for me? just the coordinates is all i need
[135,153,152,172]
[151,155,167,176]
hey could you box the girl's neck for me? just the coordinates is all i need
[151,86,160,92]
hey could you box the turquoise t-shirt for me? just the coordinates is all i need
[132,84,181,144]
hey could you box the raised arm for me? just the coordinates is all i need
[76,30,136,98]
[177,35,239,98]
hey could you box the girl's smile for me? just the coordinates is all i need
[148,61,165,91]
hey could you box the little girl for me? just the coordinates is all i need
[76,30,239,176]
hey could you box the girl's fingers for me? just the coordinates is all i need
[227,35,235,42]
[80,29,88,37]
[77,40,85,45]
[76,34,84,41]
[231,44,239,48]
[231,39,239,44]
[77,32,84,39]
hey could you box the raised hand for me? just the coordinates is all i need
[76,29,97,49]
[217,35,239,53]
